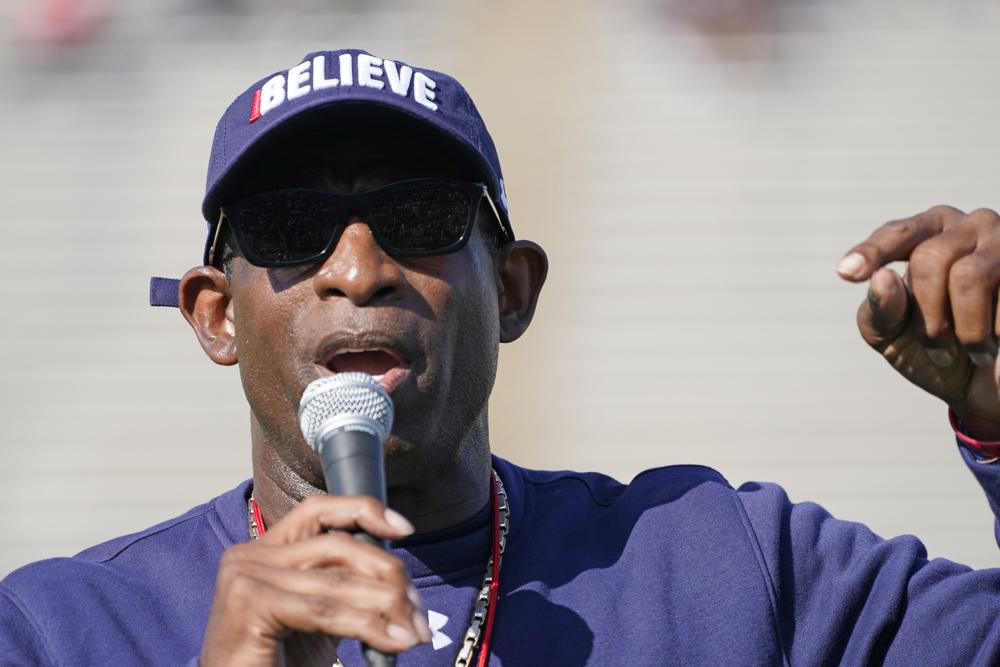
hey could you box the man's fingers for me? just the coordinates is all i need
[236,564,430,644]
[262,494,414,545]
[906,229,976,359]
[249,578,424,653]
[837,205,965,282]
[227,533,411,586]
[857,268,911,352]
[950,247,1000,367]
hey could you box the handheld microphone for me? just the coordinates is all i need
[298,372,397,667]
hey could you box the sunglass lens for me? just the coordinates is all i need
[230,191,336,265]
[375,186,470,254]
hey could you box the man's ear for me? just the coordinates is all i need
[495,240,548,343]
[178,266,238,366]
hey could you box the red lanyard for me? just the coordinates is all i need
[249,471,502,665]
[476,470,502,667]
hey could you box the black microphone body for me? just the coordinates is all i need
[299,373,397,667]
[317,424,389,550]
[319,424,387,498]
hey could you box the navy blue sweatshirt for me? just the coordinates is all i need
[3,450,1000,665]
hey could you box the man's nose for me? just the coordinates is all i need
[312,220,405,305]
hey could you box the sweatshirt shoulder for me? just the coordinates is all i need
[0,483,251,665]
[512,460,736,507]
[1,480,252,593]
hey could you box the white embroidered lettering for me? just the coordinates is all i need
[259,74,286,115]
[339,53,354,86]
[383,60,413,97]
[312,55,338,90]
[357,54,385,90]
[286,61,311,100]
[413,72,438,111]
[253,54,437,118]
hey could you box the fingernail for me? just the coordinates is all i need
[413,610,432,643]
[384,508,415,535]
[837,252,866,278]
[970,351,995,368]
[386,622,418,646]
[406,585,423,609]
[927,348,954,367]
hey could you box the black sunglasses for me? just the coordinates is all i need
[208,178,508,268]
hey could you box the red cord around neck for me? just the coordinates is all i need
[476,470,502,667]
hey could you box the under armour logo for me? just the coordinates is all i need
[427,610,453,650]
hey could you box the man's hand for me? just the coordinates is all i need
[838,206,1000,439]
[200,494,432,667]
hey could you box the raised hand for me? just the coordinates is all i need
[838,205,1000,439]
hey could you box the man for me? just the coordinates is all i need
[3,47,1000,666]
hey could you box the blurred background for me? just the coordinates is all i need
[2,0,1000,576]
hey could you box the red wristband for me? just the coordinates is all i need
[949,407,1000,459]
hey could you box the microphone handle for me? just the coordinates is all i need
[319,428,396,667]
[362,639,397,667]
[354,533,396,667]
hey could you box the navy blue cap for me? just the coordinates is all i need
[150,48,512,307]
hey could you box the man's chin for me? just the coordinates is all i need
[383,436,433,484]
[383,433,418,461]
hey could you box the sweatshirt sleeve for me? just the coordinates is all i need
[957,443,1000,547]
[0,586,55,665]
[735,443,1000,666]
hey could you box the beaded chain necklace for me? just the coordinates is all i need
[248,470,509,667]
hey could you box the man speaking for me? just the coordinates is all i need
[3,47,1000,665]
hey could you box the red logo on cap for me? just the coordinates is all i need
[249,89,262,124]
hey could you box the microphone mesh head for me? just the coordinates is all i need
[297,373,394,451]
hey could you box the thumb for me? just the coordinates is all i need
[856,267,910,351]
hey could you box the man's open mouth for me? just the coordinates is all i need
[327,349,400,377]
[318,347,411,393]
